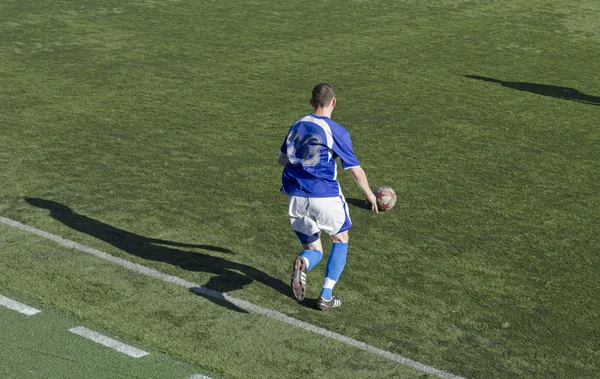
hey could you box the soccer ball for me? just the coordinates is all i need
[374,186,396,211]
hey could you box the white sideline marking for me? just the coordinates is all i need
[69,326,149,358]
[0,215,464,379]
[0,294,41,315]
[189,375,213,379]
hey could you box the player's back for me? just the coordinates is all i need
[281,114,358,198]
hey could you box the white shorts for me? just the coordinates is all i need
[288,195,352,243]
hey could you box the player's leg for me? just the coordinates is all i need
[313,196,351,310]
[288,196,323,301]
[296,236,324,271]
[290,233,323,302]
[319,231,349,303]
[289,195,324,270]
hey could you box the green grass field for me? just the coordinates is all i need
[1,0,599,378]
[0,292,221,379]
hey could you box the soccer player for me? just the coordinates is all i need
[278,83,378,311]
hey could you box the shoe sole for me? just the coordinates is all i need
[291,257,307,301]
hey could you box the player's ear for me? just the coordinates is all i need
[309,98,315,108]
[331,97,337,108]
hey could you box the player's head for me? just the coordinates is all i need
[310,83,336,109]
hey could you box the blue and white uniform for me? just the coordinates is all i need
[280,114,359,241]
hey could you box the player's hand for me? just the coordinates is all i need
[365,192,379,214]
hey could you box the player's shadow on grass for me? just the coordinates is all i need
[345,198,372,210]
[25,198,292,313]
[465,75,600,106]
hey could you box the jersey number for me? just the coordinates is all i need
[286,131,322,167]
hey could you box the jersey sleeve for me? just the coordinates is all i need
[280,137,287,154]
[334,130,360,169]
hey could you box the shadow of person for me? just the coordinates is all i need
[345,198,372,210]
[25,198,292,313]
[465,75,600,106]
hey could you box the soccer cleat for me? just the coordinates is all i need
[317,295,342,311]
[291,257,307,301]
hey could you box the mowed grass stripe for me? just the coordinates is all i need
[0,295,219,379]
[0,214,463,379]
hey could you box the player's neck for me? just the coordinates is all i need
[312,107,333,119]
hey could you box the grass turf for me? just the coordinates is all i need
[0,291,221,379]
[1,0,599,378]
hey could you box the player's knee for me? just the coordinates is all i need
[295,230,320,244]
[303,237,323,252]
[331,230,349,243]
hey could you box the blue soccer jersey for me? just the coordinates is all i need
[280,114,360,197]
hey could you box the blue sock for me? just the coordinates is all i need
[320,242,348,299]
[298,249,323,271]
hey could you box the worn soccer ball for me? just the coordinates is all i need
[374,186,396,211]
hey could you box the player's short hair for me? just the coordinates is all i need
[311,83,335,108]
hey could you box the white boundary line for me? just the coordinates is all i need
[0,215,465,379]
[189,375,213,379]
[69,326,149,358]
[0,294,41,315]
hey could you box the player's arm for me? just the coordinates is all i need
[278,135,289,166]
[334,128,378,213]
[348,166,378,213]
[278,152,288,166]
